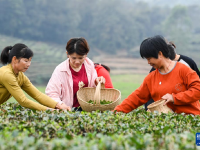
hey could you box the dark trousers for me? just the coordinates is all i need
[144,99,154,111]
[73,107,82,111]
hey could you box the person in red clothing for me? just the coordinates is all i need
[94,63,114,88]
[114,35,200,115]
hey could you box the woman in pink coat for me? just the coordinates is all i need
[45,37,105,111]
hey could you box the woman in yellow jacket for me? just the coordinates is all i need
[0,43,70,111]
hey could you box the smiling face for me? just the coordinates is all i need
[12,57,32,74]
[67,52,87,69]
[146,57,160,69]
[146,52,163,69]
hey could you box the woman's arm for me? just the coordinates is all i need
[2,72,53,111]
[173,71,200,105]
[114,78,151,113]
[21,74,58,108]
[45,68,63,103]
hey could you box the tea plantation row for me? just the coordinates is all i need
[0,103,200,150]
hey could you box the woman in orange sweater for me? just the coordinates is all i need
[114,35,200,115]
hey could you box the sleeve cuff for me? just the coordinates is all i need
[59,101,64,105]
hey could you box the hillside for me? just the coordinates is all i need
[0,35,150,85]
[0,35,66,84]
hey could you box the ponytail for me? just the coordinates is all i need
[167,41,176,60]
[0,46,13,65]
[169,41,176,49]
[0,43,33,65]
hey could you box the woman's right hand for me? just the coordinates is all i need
[95,76,106,85]
[55,102,71,111]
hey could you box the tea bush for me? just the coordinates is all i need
[0,103,200,150]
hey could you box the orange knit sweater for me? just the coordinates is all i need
[114,62,200,115]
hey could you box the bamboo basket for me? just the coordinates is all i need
[77,82,121,112]
[147,99,173,114]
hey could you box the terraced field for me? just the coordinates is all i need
[0,34,150,85]
[0,35,67,84]
[96,56,151,74]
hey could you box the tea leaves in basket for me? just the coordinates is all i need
[88,100,112,105]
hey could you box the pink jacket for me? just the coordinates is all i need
[45,57,97,108]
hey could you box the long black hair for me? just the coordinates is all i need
[0,43,33,65]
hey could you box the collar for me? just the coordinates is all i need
[8,63,18,77]
[60,57,90,74]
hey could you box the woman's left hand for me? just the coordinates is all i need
[95,76,105,85]
[55,103,71,111]
[162,93,174,105]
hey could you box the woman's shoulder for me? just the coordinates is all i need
[0,64,9,71]
[176,61,191,69]
[179,55,196,64]
[94,64,104,70]
[175,61,195,75]
[0,67,16,82]
[54,60,69,71]
[84,57,95,68]
[148,68,157,76]
[95,65,108,75]
[143,70,156,83]
[85,57,94,64]
[0,65,13,77]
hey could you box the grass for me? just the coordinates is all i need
[8,86,46,102]
[7,74,147,103]
[111,74,146,100]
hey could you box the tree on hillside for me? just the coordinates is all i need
[187,5,200,53]
[0,0,168,55]
[162,5,192,54]
[0,0,25,36]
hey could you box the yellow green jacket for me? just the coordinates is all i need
[0,64,57,110]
